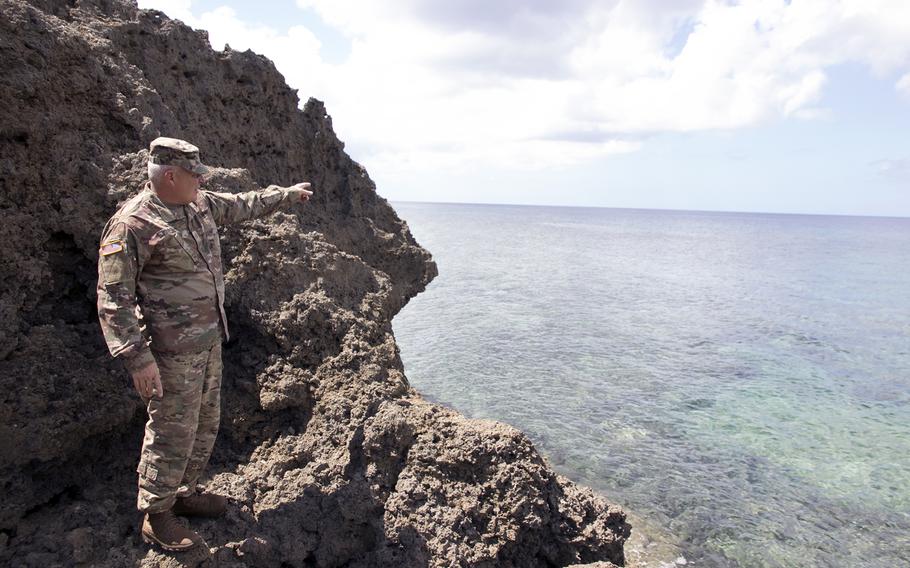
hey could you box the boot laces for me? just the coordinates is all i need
[154,510,185,534]
[162,510,181,530]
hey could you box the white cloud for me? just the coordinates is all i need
[137,0,910,188]
[871,157,910,182]
[897,73,910,99]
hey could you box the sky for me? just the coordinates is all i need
[138,0,910,217]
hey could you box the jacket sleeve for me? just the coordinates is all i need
[96,221,155,374]
[203,186,306,226]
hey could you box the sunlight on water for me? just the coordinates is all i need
[392,202,910,567]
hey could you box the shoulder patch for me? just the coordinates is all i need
[100,240,125,256]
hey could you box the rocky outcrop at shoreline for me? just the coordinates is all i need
[0,0,630,565]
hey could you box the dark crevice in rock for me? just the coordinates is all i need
[30,231,97,327]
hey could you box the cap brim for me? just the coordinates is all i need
[190,162,211,175]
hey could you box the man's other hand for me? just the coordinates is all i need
[290,182,313,202]
[132,361,163,399]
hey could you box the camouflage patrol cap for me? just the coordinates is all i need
[148,137,210,175]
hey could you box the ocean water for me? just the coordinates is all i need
[390,202,910,568]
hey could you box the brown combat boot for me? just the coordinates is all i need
[172,492,227,518]
[141,509,201,551]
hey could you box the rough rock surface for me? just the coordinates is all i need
[0,0,630,566]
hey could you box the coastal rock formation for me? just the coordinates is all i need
[0,0,630,565]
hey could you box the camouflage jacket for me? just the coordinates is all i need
[97,183,307,373]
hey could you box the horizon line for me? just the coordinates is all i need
[388,199,910,220]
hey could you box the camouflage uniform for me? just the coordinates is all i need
[97,137,308,513]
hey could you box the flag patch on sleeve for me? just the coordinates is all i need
[100,240,124,256]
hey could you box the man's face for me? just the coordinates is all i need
[164,167,204,202]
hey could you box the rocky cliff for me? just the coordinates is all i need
[0,1,629,566]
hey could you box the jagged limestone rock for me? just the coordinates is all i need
[0,1,629,565]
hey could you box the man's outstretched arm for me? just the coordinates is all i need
[204,182,313,226]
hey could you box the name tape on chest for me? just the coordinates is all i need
[100,240,125,256]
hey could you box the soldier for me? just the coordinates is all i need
[96,137,313,551]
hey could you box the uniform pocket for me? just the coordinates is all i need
[137,455,160,482]
[98,226,134,285]
[155,229,198,272]
[100,248,132,284]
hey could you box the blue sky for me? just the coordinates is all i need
[140,1,910,217]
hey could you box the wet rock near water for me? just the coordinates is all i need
[0,0,630,565]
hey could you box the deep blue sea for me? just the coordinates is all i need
[390,202,910,568]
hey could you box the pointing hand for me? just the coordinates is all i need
[291,182,313,202]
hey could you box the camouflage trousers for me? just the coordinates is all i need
[137,342,222,513]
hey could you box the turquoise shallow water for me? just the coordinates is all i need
[390,202,910,568]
